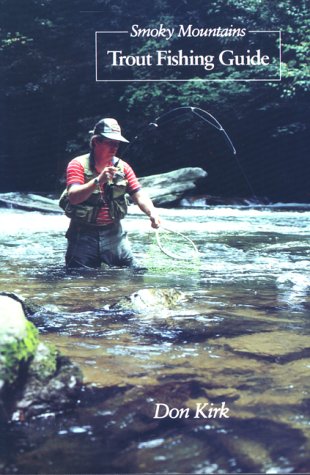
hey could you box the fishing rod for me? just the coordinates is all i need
[122,105,257,198]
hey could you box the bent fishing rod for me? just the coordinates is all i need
[122,105,257,198]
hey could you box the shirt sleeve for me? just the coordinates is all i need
[124,162,141,195]
[66,158,85,187]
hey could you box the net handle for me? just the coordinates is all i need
[155,225,199,260]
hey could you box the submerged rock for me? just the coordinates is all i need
[212,331,310,363]
[109,288,186,313]
[0,293,83,421]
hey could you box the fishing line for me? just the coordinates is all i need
[191,107,237,156]
[153,106,237,156]
[123,105,257,198]
[233,156,257,198]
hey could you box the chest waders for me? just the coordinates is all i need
[59,154,129,224]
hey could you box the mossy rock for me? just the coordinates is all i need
[28,342,58,382]
[15,344,83,419]
[0,294,83,421]
[0,295,39,385]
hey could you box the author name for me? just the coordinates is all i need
[153,402,230,419]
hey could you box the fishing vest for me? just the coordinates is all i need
[59,154,129,224]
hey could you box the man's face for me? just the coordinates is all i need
[96,137,120,158]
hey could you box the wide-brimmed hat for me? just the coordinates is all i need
[91,118,129,143]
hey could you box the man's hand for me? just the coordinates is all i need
[149,213,160,229]
[68,166,118,204]
[98,166,118,184]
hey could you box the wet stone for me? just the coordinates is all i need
[109,288,187,313]
[0,293,83,422]
[211,331,310,362]
[217,418,306,474]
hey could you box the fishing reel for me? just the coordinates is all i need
[112,170,125,185]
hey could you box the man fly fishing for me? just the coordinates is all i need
[60,117,160,269]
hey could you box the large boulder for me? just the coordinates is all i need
[0,293,83,422]
[139,167,207,205]
[0,192,61,213]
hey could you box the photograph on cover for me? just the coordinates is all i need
[0,0,309,474]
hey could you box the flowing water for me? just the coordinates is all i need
[0,204,310,474]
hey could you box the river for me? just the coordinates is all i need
[0,204,309,474]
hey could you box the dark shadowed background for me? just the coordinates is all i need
[1,0,309,202]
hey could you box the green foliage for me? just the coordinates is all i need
[120,0,308,113]
[0,32,33,51]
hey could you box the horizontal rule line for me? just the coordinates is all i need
[248,30,281,33]
[96,79,282,83]
[96,31,129,34]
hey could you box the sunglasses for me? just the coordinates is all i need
[96,137,120,146]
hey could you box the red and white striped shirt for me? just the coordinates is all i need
[66,157,141,225]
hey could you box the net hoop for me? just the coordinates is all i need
[155,226,199,261]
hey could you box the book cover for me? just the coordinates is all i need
[0,1,309,474]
